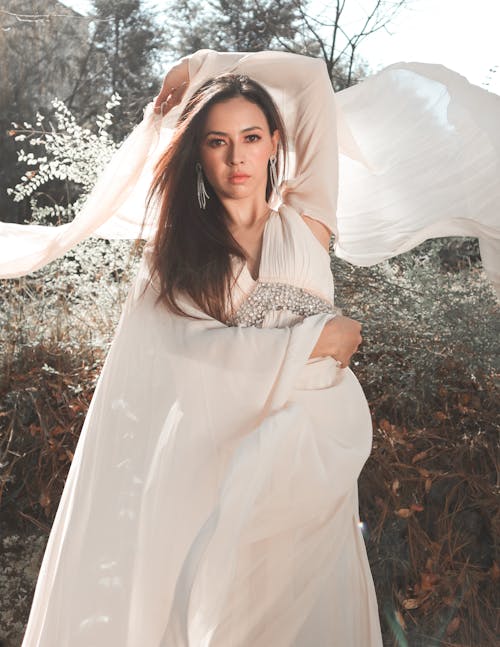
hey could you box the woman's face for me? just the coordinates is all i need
[199,96,279,203]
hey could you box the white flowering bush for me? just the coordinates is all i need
[8,94,121,205]
[1,94,141,366]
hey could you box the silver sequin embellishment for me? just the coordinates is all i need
[226,281,339,327]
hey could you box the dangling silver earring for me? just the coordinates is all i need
[196,161,210,209]
[269,154,282,201]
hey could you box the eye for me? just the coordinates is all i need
[246,134,261,142]
[207,138,225,147]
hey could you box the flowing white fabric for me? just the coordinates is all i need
[334,61,500,294]
[20,203,384,645]
[1,49,499,295]
[6,48,499,646]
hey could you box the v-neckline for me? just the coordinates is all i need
[240,210,277,283]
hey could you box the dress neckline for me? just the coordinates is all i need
[240,209,278,283]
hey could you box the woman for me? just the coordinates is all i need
[17,49,380,647]
[3,49,499,646]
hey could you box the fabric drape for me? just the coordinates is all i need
[1,49,499,295]
[21,247,374,646]
[5,47,499,646]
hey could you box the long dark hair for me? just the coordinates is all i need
[144,73,288,322]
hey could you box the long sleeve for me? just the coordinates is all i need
[184,49,339,237]
[19,252,347,646]
[2,49,498,298]
[0,49,338,279]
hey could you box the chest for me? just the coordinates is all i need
[231,225,267,282]
[227,206,336,327]
[232,211,329,283]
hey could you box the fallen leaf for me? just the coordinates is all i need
[396,508,412,518]
[392,479,400,494]
[29,423,40,437]
[39,491,51,509]
[410,503,424,512]
[379,418,393,432]
[412,450,428,464]
[460,393,470,405]
[421,573,440,591]
[490,561,500,581]
[402,598,420,610]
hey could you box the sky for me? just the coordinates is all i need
[60,0,500,94]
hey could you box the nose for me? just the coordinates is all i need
[227,141,244,166]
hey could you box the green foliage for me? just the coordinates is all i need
[163,0,306,54]
[331,237,499,646]
[2,95,139,370]
[330,238,498,428]
[160,0,401,90]
[88,0,165,137]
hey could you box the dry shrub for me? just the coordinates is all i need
[330,237,499,646]
[0,236,498,646]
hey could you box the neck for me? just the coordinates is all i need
[221,199,271,231]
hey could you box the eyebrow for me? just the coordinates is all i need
[204,126,264,138]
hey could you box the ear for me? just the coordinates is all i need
[271,129,280,157]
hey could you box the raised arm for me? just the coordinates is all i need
[176,49,339,239]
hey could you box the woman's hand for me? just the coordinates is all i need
[153,58,190,116]
[310,315,363,368]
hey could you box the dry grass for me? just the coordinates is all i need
[0,237,498,646]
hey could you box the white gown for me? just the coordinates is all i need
[20,206,383,646]
[1,49,498,646]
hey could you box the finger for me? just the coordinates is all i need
[154,95,175,117]
[153,100,168,116]
[167,82,189,107]
[154,82,188,116]
[154,84,176,111]
[153,96,165,114]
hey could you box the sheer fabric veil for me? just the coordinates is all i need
[0,49,499,297]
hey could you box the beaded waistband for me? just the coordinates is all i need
[226,281,338,328]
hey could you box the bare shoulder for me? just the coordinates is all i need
[300,214,331,253]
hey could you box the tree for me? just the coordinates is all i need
[79,0,165,138]
[0,0,89,223]
[161,0,411,90]
[1,0,166,224]
[273,0,411,89]
[162,0,305,55]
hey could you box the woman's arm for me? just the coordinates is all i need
[156,49,339,239]
[153,58,190,116]
[309,315,362,367]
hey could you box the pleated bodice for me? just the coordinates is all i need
[227,205,340,328]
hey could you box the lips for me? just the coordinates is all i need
[229,173,250,184]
